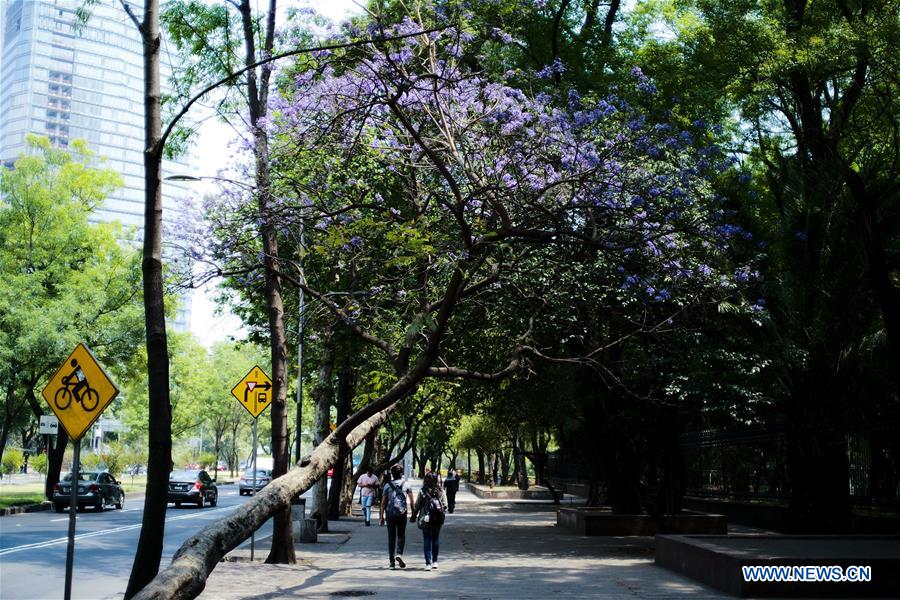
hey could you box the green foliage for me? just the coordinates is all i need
[80,452,104,472]
[1,449,24,475]
[30,453,48,475]
[0,135,143,462]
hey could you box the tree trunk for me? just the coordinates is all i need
[513,433,529,490]
[499,449,511,484]
[232,0,293,565]
[339,453,354,516]
[476,451,485,484]
[786,375,851,533]
[45,427,68,499]
[125,1,173,595]
[328,360,353,519]
[311,334,334,532]
[656,403,683,515]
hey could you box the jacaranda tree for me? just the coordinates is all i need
[133,3,753,597]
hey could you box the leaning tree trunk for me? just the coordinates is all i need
[132,361,428,600]
[125,0,174,595]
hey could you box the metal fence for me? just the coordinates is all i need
[681,414,900,512]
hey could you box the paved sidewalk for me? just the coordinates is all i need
[200,484,729,599]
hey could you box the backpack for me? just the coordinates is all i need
[426,492,445,527]
[385,481,407,518]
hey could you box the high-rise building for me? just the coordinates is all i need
[1,0,195,330]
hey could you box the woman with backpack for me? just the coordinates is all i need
[410,471,447,571]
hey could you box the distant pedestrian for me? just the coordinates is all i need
[411,471,447,571]
[380,464,414,569]
[357,468,379,526]
[443,466,460,513]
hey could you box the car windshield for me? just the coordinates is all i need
[63,472,99,482]
[244,471,270,478]
[170,470,200,481]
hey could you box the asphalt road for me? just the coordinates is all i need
[0,484,281,600]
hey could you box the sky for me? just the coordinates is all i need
[189,0,364,346]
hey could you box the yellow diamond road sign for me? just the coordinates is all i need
[231,365,273,418]
[41,343,119,441]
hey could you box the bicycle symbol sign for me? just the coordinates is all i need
[41,343,119,441]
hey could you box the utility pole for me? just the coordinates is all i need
[294,226,305,464]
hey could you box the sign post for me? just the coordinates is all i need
[64,439,80,600]
[39,415,59,493]
[231,365,273,562]
[41,343,119,600]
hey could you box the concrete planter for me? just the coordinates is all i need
[467,483,554,500]
[656,534,900,597]
[557,507,727,536]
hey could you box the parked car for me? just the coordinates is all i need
[53,470,125,512]
[167,469,218,508]
[239,469,272,495]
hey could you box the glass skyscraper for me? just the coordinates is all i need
[1,0,196,330]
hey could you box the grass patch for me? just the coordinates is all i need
[0,489,47,510]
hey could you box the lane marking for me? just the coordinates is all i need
[0,505,238,556]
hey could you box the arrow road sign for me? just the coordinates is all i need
[231,366,273,418]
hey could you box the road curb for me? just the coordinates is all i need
[0,502,51,516]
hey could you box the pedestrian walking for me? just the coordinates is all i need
[411,471,447,571]
[443,466,460,513]
[379,464,414,569]
[356,468,379,526]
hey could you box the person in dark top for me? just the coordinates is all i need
[379,464,414,569]
[443,467,460,513]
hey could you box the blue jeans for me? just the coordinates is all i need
[422,525,441,565]
[361,495,373,522]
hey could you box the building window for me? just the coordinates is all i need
[4,0,23,45]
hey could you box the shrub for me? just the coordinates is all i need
[30,453,48,475]
[1,449,24,476]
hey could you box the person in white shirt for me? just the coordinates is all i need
[356,468,379,526]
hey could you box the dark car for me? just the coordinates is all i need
[239,469,272,496]
[167,469,218,508]
[53,471,125,512]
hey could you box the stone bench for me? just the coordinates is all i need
[557,507,727,536]
[466,483,555,500]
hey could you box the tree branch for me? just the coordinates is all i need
[160,25,451,153]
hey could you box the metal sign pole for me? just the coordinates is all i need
[251,416,258,561]
[64,438,80,600]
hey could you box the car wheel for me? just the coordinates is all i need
[116,493,124,510]
[209,491,217,507]
[54,503,65,513]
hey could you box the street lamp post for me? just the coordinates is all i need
[294,224,305,464]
